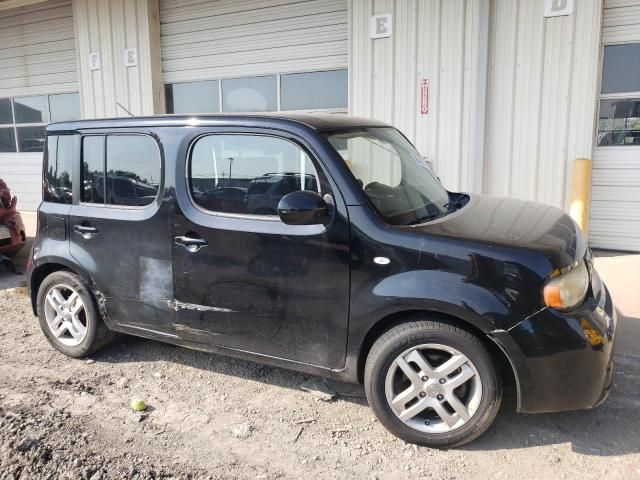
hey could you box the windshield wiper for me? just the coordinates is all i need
[404,211,446,225]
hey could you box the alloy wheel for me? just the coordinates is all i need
[384,343,483,433]
[43,284,88,347]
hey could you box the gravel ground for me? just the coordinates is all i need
[1,286,640,480]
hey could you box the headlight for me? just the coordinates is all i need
[542,260,589,310]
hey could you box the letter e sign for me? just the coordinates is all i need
[544,0,574,17]
[370,14,392,39]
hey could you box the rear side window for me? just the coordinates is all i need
[44,135,74,204]
[81,134,160,207]
[189,134,321,216]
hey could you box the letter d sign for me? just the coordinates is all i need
[544,0,574,17]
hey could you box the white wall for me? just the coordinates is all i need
[0,0,78,98]
[484,0,602,210]
[0,0,79,211]
[159,0,348,84]
[349,0,489,193]
[349,0,603,211]
[73,0,163,118]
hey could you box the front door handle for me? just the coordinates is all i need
[73,224,98,239]
[175,235,208,253]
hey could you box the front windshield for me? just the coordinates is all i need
[326,127,451,225]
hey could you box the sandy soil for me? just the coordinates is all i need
[1,287,640,480]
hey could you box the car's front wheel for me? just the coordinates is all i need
[364,319,502,448]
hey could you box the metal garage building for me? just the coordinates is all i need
[0,0,638,251]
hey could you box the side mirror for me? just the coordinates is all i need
[278,190,330,226]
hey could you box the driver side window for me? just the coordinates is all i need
[189,134,321,216]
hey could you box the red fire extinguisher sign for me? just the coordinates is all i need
[420,79,429,115]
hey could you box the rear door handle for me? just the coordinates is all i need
[175,235,208,253]
[73,224,98,239]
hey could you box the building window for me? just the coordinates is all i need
[0,93,81,153]
[165,69,347,114]
[81,135,161,207]
[597,44,640,146]
[280,70,348,111]
[222,76,277,112]
[189,134,320,217]
[165,80,219,114]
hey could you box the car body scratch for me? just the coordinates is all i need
[168,299,236,313]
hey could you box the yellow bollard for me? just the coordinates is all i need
[569,158,592,235]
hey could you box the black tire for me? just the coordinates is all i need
[364,319,502,448]
[36,270,114,358]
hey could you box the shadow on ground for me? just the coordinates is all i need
[92,311,640,458]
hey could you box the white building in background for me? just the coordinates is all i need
[0,0,638,251]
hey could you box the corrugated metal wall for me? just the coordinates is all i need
[73,0,163,118]
[484,0,602,210]
[350,0,602,211]
[0,0,78,211]
[0,0,78,98]
[349,0,489,193]
[159,0,348,84]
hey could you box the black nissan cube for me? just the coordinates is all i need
[28,114,617,448]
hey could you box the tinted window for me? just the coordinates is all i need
[14,96,49,123]
[166,81,219,113]
[0,99,12,124]
[280,70,348,110]
[49,93,81,122]
[0,128,16,153]
[222,76,277,112]
[601,44,640,94]
[81,136,105,204]
[44,136,74,204]
[190,135,320,216]
[105,135,160,206]
[17,126,45,152]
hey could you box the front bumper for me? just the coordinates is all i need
[492,267,617,414]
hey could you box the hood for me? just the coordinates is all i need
[410,194,586,268]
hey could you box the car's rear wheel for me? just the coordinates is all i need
[36,270,114,358]
[364,319,502,448]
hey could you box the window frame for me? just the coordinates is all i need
[186,131,331,223]
[79,132,163,210]
[595,41,640,148]
[165,68,348,114]
[0,92,80,153]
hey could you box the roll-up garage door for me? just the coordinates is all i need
[0,0,79,211]
[590,0,640,251]
[159,0,348,113]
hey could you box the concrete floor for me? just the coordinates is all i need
[1,210,638,359]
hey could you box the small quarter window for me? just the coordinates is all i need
[190,135,320,216]
[44,135,74,204]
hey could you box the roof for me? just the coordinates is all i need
[45,112,389,133]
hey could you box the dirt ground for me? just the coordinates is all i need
[1,286,640,480]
